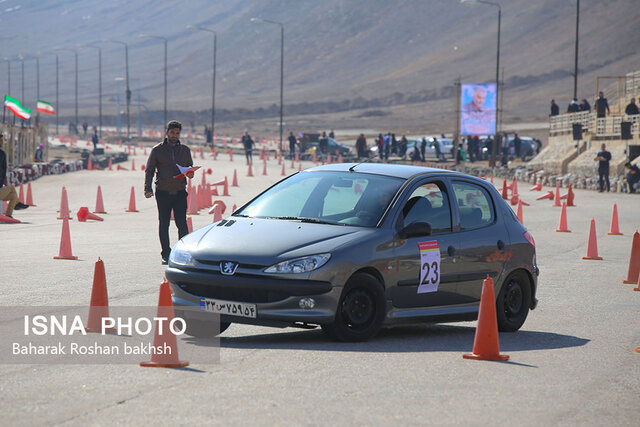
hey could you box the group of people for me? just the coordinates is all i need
[551,92,640,118]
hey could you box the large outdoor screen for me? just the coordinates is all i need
[460,83,496,136]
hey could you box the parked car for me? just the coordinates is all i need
[479,136,539,161]
[166,163,539,341]
[406,137,454,160]
[301,137,352,160]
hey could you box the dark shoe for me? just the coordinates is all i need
[14,202,29,210]
[161,257,168,265]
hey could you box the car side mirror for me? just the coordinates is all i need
[399,222,432,239]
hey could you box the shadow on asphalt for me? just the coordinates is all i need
[210,324,589,353]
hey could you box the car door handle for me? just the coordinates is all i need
[447,245,456,257]
[497,240,505,251]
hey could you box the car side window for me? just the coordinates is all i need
[402,182,452,233]
[451,181,495,230]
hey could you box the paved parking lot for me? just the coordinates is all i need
[1,148,639,425]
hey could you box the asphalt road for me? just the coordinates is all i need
[1,147,639,426]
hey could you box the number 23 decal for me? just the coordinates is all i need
[418,241,440,293]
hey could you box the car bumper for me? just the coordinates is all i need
[166,267,341,325]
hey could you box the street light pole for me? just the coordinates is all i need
[461,0,501,167]
[573,0,580,100]
[106,40,130,138]
[186,25,216,145]
[139,34,168,127]
[250,18,284,152]
[79,44,102,138]
[4,58,10,97]
[55,47,79,130]
[18,55,24,104]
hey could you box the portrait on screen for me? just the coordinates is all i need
[461,83,496,136]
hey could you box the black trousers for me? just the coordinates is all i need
[598,168,610,192]
[155,189,189,258]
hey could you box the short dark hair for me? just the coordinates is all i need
[166,120,182,131]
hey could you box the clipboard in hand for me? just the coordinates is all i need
[173,164,200,179]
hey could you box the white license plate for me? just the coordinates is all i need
[200,297,257,318]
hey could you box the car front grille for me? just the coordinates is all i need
[177,282,293,303]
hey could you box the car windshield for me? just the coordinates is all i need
[235,171,405,227]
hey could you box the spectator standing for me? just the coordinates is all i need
[579,99,591,112]
[513,133,522,160]
[625,98,639,116]
[625,162,640,193]
[567,99,580,113]
[34,144,44,162]
[328,129,335,139]
[594,143,611,192]
[377,134,384,160]
[383,133,391,161]
[391,134,397,156]
[144,121,194,264]
[550,99,560,116]
[242,131,255,165]
[398,135,408,159]
[82,122,88,136]
[288,131,298,160]
[91,131,99,153]
[595,92,610,118]
[419,137,427,162]
[318,131,328,161]
[355,134,367,160]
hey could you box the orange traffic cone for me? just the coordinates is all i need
[95,185,107,214]
[607,203,623,235]
[516,200,524,224]
[511,177,518,197]
[54,218,78,260]
[211,204,223,223]
[463,275,509,361]
[529,183,542,191]
[125,186,139,212]
[556,202,571,232]
[298,162,302,172]
[566,184,576,207]
[58,186,72,220]
[536,190,554,201]
[187,216,193,233]
[222,177,230,196]
[632,272,640,292]
[85,258,117,333]
[510,195,519,206]
[501,178,508,200]
[18,183,25,203]
[131,159,136,171]
[582,219,603,260]
[622,231,640,284]
[553,185,562,207]
[232,204,237,212]
[77,207,104,222]
[108,157,113,171]
[232,169,238,187]
[0,213,20,223]
[140,281,189,368]
[262,159,268,176]
[281,162,286,176]
[229,149,233,162]
[26,182,35,206]
[247,163,254,177]
[88,157,93,171]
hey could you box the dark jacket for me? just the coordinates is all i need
[625,102,640,116]
[144,139,193,194]
[0,147,6,187]
[550,103,559,116]
[595,97,609,117]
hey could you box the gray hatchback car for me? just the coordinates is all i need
[166,163,538,341]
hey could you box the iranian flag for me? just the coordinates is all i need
[4,95,31,120]
[37,99,55,115]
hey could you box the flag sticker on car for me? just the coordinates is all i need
[418,241,440,293]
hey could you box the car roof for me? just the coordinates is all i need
[305,163,457,179]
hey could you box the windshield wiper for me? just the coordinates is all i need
[267,216,342,225]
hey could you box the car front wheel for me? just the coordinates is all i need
[496,271,532,332]
[322,273,386,342]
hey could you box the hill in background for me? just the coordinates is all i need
[2,0,639,134]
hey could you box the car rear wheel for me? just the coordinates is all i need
[496,271,531,332]
[322,273,385,342]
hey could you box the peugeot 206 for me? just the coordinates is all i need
[165,163,538,341]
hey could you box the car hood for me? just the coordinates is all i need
[184,217,375,265]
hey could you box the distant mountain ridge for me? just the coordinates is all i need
[1,0,638,128]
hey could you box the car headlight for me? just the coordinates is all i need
[264,254,331,273]
[169,242,195,266]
